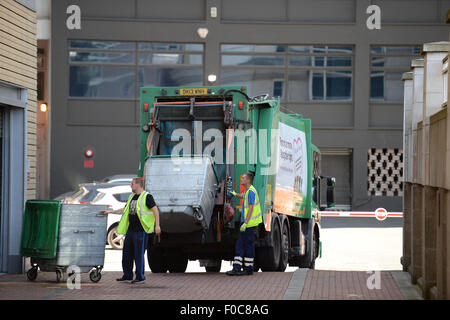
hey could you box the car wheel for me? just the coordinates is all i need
[107,226,124,250]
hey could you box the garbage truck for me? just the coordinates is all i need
[138,86,335,273]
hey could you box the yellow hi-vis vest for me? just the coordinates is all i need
[243,185,263,228]
[117,191,155,234]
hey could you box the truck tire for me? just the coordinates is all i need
[259,217,281,272]
[309,229,319,269]
[205,260,222,273]
[148,247,168,273]
[277,222,289,272]
[166,249,188,273]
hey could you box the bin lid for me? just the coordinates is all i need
[20,200,61,259]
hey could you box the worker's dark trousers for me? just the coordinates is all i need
[233,226,256,272]
[122,231,148,280]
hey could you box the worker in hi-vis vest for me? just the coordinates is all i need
[101,177,160,284]
[226,172,263,276]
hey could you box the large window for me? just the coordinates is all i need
[370,46,421,102]
[137,43,203,89]
[221,44,353,102]
[69,41,203,99]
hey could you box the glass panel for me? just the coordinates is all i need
[288,46,313,53]
[327,46,353,54]
[371,56,414,68]
[312,72,324,100]
[289,56,312,66]
[221,44,285,53]
[370,72,384,99]
[69,40,135,50]
[313,46,326,53]
[138,43,203,52]
[289,46,353,54]
[69,51,135,64]
[221,55,284,66]
[371,46,421,55]
[370,71,403,101]
[315,56,325,66]
[69,65,135,98]
[288,71,323,101]
[139,53,202,65]
[138,67,203,88]
[221,69,285,98]
[327,56,352,67]
[273,80,284,98]
[326,71,352,100]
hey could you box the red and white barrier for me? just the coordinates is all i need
[319,208,403,221]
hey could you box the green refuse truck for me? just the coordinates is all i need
[138,86,335,273]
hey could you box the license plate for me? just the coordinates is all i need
[179,88,208,95]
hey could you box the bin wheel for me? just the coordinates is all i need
[89,269,102,283]
[56,269,64,283]
[27,267,38,281]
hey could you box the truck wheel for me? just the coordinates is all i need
[167,249,188,273]
[309,230,319,269]
[259,217,281,272]
[148,247,168,273]
[205,261,222,273]
[277,222,289,272]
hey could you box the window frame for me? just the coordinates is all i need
[220,44,354,103]
[68,40,204,100]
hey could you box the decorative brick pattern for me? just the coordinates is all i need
[367,148,403,196]
[0,271,292,300]
[301,270,405,300]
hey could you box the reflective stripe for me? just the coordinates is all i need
[244,262,254,266]
[140,211,154,215]
[249,213,261,221]
[244,257,254,262]
[234,256,243,261]
[233,260,242,265]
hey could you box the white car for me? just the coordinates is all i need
[91,184,132,250]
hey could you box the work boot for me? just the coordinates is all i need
[116,276,132,282]
[226,268,244,276]
[131,279,145,284]
[242,269,253,275]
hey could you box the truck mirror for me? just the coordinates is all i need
[326,177,335,208]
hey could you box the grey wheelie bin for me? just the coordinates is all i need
[20,200,108,283]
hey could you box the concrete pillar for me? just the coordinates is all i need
[437,188,448,299]
[402,182,412,272]
[422,186,437,299]
[445,190,450,299]
[422,42,449,120]
[410,59,424,285]
[412,183,423,285]
[402,71,413,272]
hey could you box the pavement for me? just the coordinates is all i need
[0,268,422,300]
[1,215,422,300]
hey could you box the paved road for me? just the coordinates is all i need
[315,216,403,271]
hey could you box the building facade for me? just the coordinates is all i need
[0,0,37,273]
[50,0,450,211]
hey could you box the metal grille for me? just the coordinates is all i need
[367,148,403,197]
